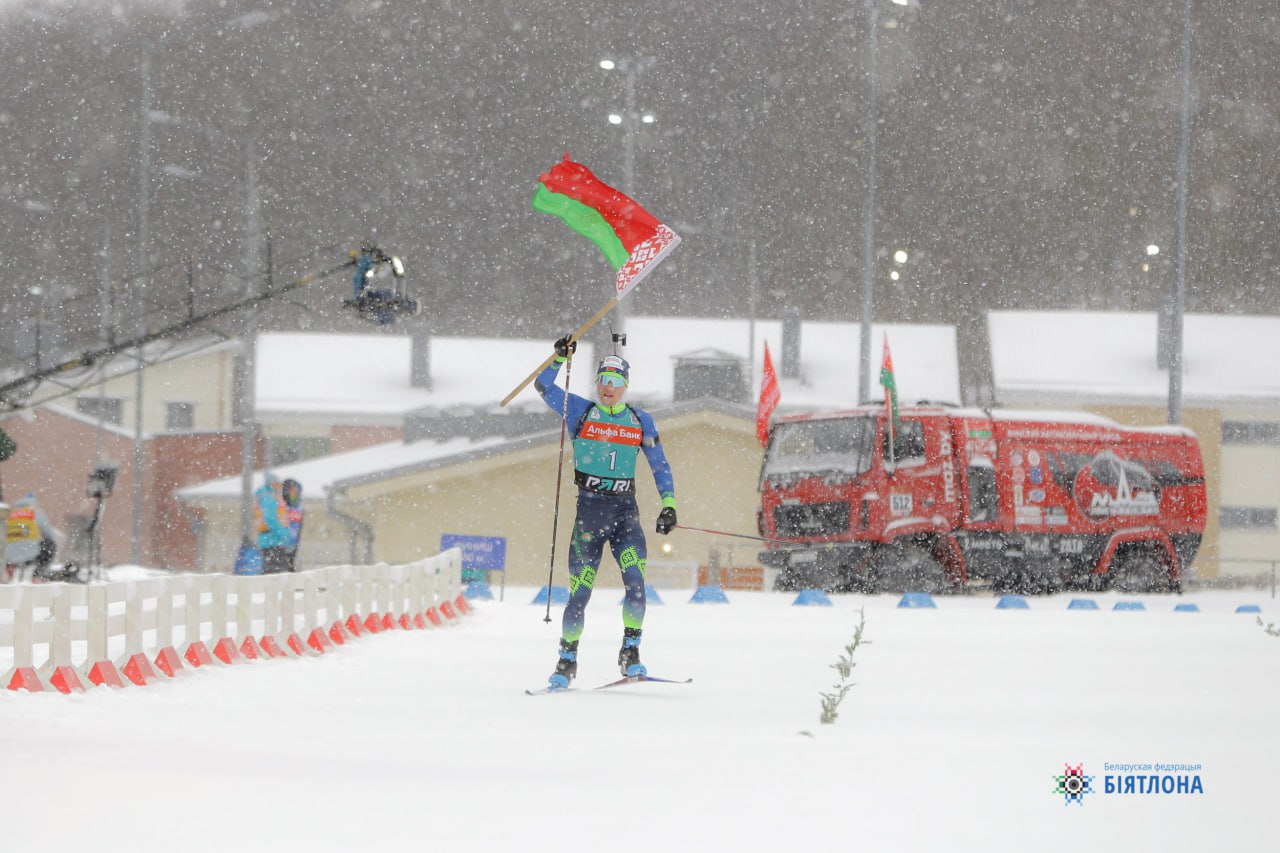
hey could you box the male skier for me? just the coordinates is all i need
[535,336,678,689]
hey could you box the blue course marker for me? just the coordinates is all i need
[793,588,834,607]
[690,585,730,604]
[532,585,570,606]
[897,592,937,609]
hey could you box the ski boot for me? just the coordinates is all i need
[618,628,647,677]
[548,639,578,690]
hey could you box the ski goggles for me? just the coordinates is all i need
[597,372,628,388]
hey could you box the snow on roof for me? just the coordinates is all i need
[178,434,512,501]
[621,317,959,410]
[257,315,962,417]
[255,334,597,418]
[254,318,959,418]
[989,311,1280,406]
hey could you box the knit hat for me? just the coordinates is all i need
[597,355,630,383]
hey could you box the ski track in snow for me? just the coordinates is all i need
[2,587,1278,852]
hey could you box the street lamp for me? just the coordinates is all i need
[858,0,918,403]
[1142,243,1160,273]
[600,56,656,333]
[133,47,152,565]
[164,124,263,549]
[138,65,265,560]
[1168,0,1193,426]
[889,248,909,283]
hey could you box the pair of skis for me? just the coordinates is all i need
[525,674,692,696]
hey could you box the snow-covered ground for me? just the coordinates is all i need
[3,586,1277,852]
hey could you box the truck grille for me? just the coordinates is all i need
[773,501,850,538]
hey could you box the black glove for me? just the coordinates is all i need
[655,507,677,536]
[553,335,577,359]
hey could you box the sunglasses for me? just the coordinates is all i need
[597,373,627,388]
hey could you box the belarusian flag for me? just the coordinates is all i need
[880,336,900,450]
[757,341,781,448]
[532,154,681,298]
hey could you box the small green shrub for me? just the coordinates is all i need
[819,607,869,724]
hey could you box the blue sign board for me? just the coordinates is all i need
[441,534,507,579]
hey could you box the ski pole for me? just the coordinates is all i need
[674,524,796,546]
[542,351,575,624]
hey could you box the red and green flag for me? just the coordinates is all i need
[532,154,681,298]
[880,336,900,452]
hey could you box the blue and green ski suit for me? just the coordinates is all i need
[535,358,676,644]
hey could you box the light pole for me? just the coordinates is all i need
[857,0,916,403]
[133,47,151,565]
[140,97,266,557]
[1168,0,1193,426]
[1150,242,1178,369]
[239,135,262,549]
[600,56,656,334]
[747,231,785,390]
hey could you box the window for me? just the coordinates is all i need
[967,463,999,523]
[269,436,331,466]
[1219,506,1278,530]
[1222,421,1280,445]
[763,417,875,477]
[76,396,123,425]
[882,419,926,463]
[165,402,195,431]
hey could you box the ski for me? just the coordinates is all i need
[525,685,576,696]
[595,674,693,689]
[526,675,691,695]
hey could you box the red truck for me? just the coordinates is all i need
[758,404,1206,594]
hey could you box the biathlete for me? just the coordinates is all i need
[535,337,678,689]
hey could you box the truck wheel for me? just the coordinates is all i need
[1110,549,1168,594]
[868,544,954,594]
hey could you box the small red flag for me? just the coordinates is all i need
[757,342,781,448]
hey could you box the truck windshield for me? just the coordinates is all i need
[764,417,875,477]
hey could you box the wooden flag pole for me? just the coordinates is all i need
[499,296,619,407]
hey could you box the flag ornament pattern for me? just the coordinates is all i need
[532,154,681,298]
[757,341,781,448]
[880,336,900,458]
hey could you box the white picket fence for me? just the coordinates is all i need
[0,548,467,694]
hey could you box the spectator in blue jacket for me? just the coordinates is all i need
[254,473,292,574]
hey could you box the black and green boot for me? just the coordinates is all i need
[549,639,578,689]
[618,628,647,677]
